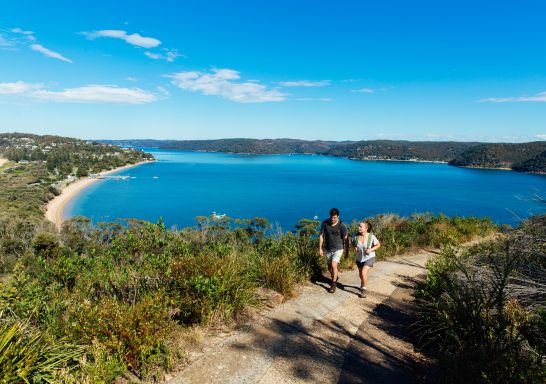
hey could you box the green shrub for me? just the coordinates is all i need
[348,213,496,260]
[0,319,83,383]
[415,216,546,383]
[0,212,500,382]
[63,292,173,377]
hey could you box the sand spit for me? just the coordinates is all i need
[45,160,153,229]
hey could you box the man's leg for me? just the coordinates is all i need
[331,261,339,283]
[328,260,339,293]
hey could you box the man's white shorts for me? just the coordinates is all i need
[326,249,343,264]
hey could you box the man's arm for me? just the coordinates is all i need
[342,224,349,257]
[319,233,324,256]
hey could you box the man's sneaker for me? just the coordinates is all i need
[328,282,337,293]
[359,287,367,298]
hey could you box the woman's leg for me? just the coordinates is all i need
[358,266,365,288]
[362,265,372,288]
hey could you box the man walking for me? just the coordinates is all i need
[319,208,349,293]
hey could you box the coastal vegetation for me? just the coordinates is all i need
[448,142,546,172]
[105,138,341,155]
[0,211,497,382]
[415,216,546,383]
[0,132,543,382]
[325,140,477,162]
[1,133,153,180]
[100,138,546,173]
[513,150,546,174]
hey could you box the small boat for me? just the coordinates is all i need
[211,211,226,220]
[153,176,159,179]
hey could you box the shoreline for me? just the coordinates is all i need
[45,160,153,230]
[458,165,512,171]
[348,156,448,164]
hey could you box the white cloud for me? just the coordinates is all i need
[144,48,183,62]
[30,44,72,63]
[126,76,139,82]
[0,81,42,95]
[164,48,182,62]
[479,92,546,103]
[11,28,33,35]
[277,80,330,87]
[169,68,286,103]
[144,51,161,60]
[30,85,157,104]
[0,34,13,47]
[351,88,375,93]
[81,30,161,48]
[535,134,546,140]
[156,86,170,96]
[0,81,158,104]
[10,27,36,42]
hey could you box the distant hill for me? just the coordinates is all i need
[99,138,344,154]
[98,138,546,174]
[513,150,546,174]
[325,140,479,162]
[449,142,546,172]
[99,138,475,160]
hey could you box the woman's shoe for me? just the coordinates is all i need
[359,287,367,298]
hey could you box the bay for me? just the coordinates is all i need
[65,149,546,229]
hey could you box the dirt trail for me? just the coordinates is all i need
[168,251,434,384]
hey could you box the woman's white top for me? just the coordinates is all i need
[353,233,379,262]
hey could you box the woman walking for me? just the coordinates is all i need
[353,220,380,298]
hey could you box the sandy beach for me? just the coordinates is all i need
[45,160,153,229]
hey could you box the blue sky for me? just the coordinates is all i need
[1,0,545,142]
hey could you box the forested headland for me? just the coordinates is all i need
[100,138,546,173]
[0,132,544,383]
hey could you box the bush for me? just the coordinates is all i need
[63,292,173,378]
[0,318,83,383]
[347,213,496,260]
[0,213,499,382]
[415,216,546,383]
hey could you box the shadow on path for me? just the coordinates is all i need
[338,277,425,384]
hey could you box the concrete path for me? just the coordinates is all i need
[168,251,432,384]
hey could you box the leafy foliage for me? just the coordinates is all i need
[0,317,83,384]
[347,213,497,260]
[415,215,546,383]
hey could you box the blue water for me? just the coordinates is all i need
[65,149,546,230]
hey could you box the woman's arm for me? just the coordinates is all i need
[369,239,381,253]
